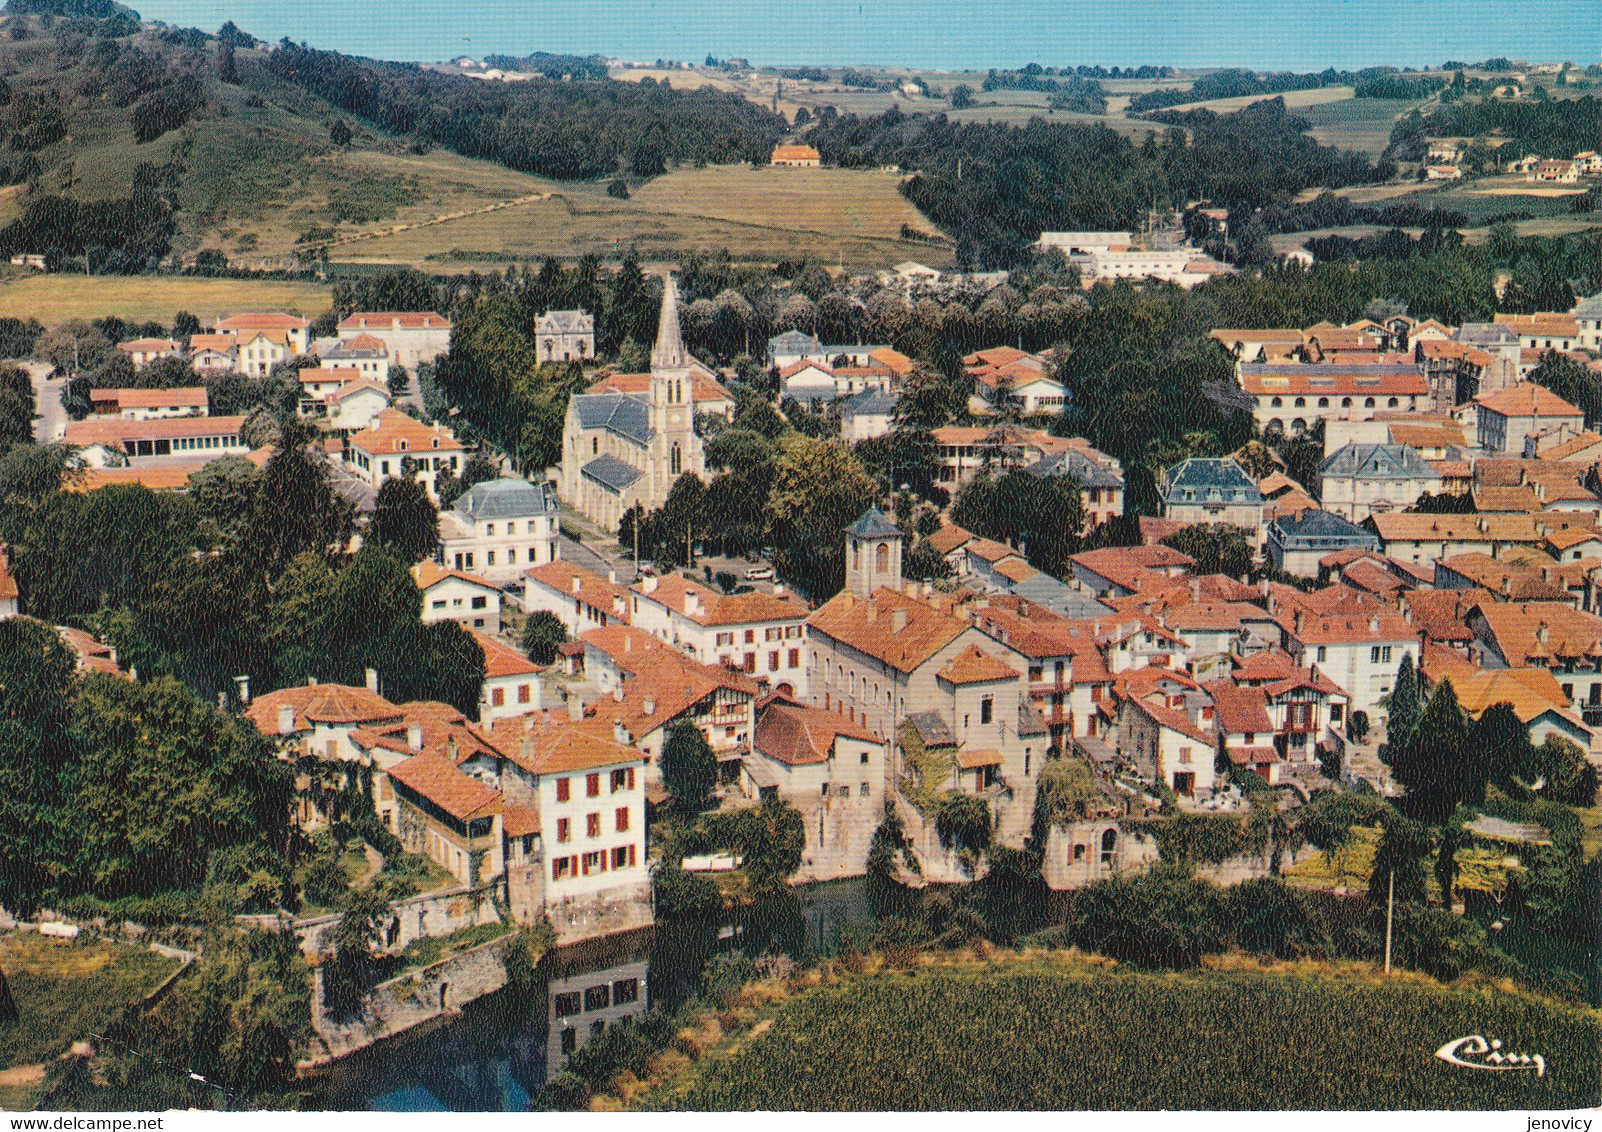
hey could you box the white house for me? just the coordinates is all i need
[438,478,561,584]
[475,630,544,723]
[1281,609,1417,723]
[338,312,452,368]
[345,409,464,503]
[627,573,810,698]
[115,337,180,368]
[535,310,595,362]
[413,561,504,634]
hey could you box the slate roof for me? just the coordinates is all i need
[1007,575,1117,619]
[839,389,900,417]
[1456,323,1521,349]
[1572,293,1602,319]
[1319,443,1436,481]
[1026,447,1123,488]
[454,477,557,522]
[1272,508,1380,546]
[906,711,956,747]
[581,454,644,493]
[571,392,655,445]
[846,506,903,539]
[535,309,593,334]
[1162,458,1263,504]
[768,329,822,355]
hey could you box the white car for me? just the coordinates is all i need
[743,565,775,581]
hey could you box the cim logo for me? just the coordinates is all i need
[1434,1034,1546,1077]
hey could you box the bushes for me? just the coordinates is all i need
[653,862,721,918]
[1125,812,1250,865]
[934,793,992,854]
[1067,867,1229,969]
[1227,878,1332,959]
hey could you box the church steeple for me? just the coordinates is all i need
[651,274,689,371]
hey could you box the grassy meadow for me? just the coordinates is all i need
[0,932,181,1070]
[1298,97,1422,156]
[642,958,1602,1110]
[0,276,332,327]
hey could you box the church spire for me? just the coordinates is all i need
[651,274,689,371]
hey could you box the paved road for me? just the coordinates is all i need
[25,360,64,444]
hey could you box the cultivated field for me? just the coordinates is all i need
[1297,98,1421,156]
[641,959,1602,1110]
[0,276,333,326]
[339,165,947,269]
[1162,84,1356,115]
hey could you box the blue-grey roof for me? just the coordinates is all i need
[846,506,903,539]
[454,477,556,521]
[1456,323,1521,349]
[768,329,822,354]
[839,389,899,417]
[1161,458,1263,505]
[535,309,593,333]
[1573,293,1602,319]
[1007,574,1115,619]
[1270,508,1380,550]
[1318,443,1436,481]
[581,455,644,493]
[571,392,654,445]
[1240,363,1424,379]
[1025,448,1122,489]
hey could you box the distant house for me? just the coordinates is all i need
[0,547,17,619]
[1159,458,1267,546]
[1530,160,1579,184]
[62,415,249,466]
[337,311,452,368]
[839,389,899,442]
[215,313,311,356]
[438,477,561,583]
[1475,384,1585,453]
[115,337,180,368]
[1315,443,1442,522]
[345,408,464,503]
[1425,164,1463,181]
[1573,293,1602,352]
[413,560,504,634]
[962,347,1067,415]
[778,359,892,406]
[186,333,237,375]
[316,333,391,382]
[89,386,208,421]
[8,253,45,270]
[1266,509,1381,577]
[535,309,595,362]
[770,143,820,167]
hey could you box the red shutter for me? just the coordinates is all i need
[628,844,637,866]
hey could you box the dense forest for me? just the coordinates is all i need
[265,41,788,179]
[806,98,1386,265]
[1391,95,1602,160]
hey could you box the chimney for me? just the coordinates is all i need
[277,705,294,735]
[866,599,878,623]
[1537,620,1550,645]
[571,576,582,594]
[1368,614,1379,633]
[366,667,380,694]
[624,636,632,653]
[613,595,626,618]
[612,719,629,745]
[774,583,786,595]
[447,734,458,762]
[613,684,624,703]
[685,592,699,617]
[524,712,536,732]
[567,693,582,722]
[643,695,656,715]
[234,674,250,704]
[408,723,423,751]
[643,575,659,594]
[891,608,908,634]
[307,676,318,687]
[609,569,618,585]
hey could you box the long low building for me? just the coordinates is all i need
[1239,363,1431,436]
[62,414,250,466]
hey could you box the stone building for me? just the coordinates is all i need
[535,309,595,362]
[560,278,704,530]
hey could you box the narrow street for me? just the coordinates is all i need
[26,360,64,444]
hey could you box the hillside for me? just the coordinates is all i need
[0,9,947,271]
[638,955,1602,1111]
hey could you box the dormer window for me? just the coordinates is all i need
[398,440,408,451]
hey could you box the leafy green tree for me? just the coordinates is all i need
[322,885,389,1016]
[241,418,355,578]
[765,434,879,599]
[1469,701,1536,794]
[738,797,805,890]
[615,335,649,372]
[1386,653,1423,748]
[0,442,79,520]
[1367,809,1430,906]
[329,118,352,146]
[185,454,260,543]
[1526,734,1598,805]
[521,609,567,665]
[1527,350,1599,425]
[1068,866,1229,969]
[660,718,717,812]
[1388,678,1472,824]
[264,551,338,686]
[0,618,78,914]
[0,361,34,450]
[371,472,440,563]
[67,674,293,897]
[1160,524,1253,577]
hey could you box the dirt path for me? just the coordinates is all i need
[0,1064,44,1087]
[314,192,554,254]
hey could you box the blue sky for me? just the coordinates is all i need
[132,0,1599,69]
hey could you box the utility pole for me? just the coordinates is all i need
[1383,870,1395,974]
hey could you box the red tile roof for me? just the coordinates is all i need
[754,697,879,766]
[387,750,501,822]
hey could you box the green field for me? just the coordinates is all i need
[644,960,1602,1110]
[0,932,181,1071]
[1298,98,1422,156]
[340,164,948,269]
[0,276,332,327]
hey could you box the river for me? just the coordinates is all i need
[308,878,899,1111]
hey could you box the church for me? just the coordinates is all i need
[560,276,706,531]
